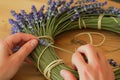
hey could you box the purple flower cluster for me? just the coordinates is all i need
[46,0,74,19]
[71,1,108,20]
[9,5,45,34]
[108,59,119,67]
[9,0,120,34]
[107,7,120,14]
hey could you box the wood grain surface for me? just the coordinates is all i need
[0,0,120,80]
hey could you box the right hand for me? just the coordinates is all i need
[60,44,115,80]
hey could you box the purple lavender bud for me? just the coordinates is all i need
[31,5,38,21]
[14,14,20,20]
[21,10,26,15]
[10,10,17,16]
[13,46,20,52]
[60,7,67,13]
[31,29,34,34]
[31,5,37,13]
[49,1,56,11]
[19,10,28,22]
[18,21,25,28]
[11,26,19,34]
[39,39,50,46]
[118,10,120,14]
[91,0,96,2]
[39,5,45,12]
[28,13,34,22]
[39,39,44,46]
[103,1,107,6]
[9,19,15,25]
[48,0,52,5]
[71,13,80,21]
[111,61,117,67]
[65,3,71,7]
[56,0,61,7]
[9,19,22,30]
[28,24,32,29]
[38,5,45,20]
[69,0,73,4]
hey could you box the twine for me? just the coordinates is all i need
[78,17,87,29]
[74,32,106,47]
[37,36,73,79]
[43,59,64,80]
[111,17,120,26]
[79,14,105,29]
[82,18,87,29]
[98,14,104,30]
[79,17,82,29]
[37,43,52,72]
[37,36,54,43]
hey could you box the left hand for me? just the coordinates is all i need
[0,33,38,80]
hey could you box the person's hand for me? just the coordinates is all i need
[0,33,38,80]
[60,44,115,80]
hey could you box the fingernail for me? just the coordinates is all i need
[31,39,38,47]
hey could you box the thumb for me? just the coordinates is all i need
[60,70,77,80]
[13,39,38,62]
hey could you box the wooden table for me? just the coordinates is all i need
[0,0,120,80]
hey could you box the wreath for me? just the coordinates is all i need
[9,0,120,80]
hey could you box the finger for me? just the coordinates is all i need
[96,50,106,62]
[0,40,10,60]
[60,70,77,80]
[72,52,87,71]
[4,33,38,50]
[77,44,98,64]
[11,39,38,63]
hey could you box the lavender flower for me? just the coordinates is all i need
[9,19,20,28]
[13,46,20,52]
[20,10,29,21]
[39,39,50,46]
[108,59,118,67]
[56,0,62,7]
[49,1,56,11]
[48,0,52,5]
[38,5,45,20]
[69,0,73,4]
[31,5,38,21]
[11,26,19,34]
[9,19,15,25]
[10,10,17,16]
[71,13,80,21]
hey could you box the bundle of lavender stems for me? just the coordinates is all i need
[9,0,120,80]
